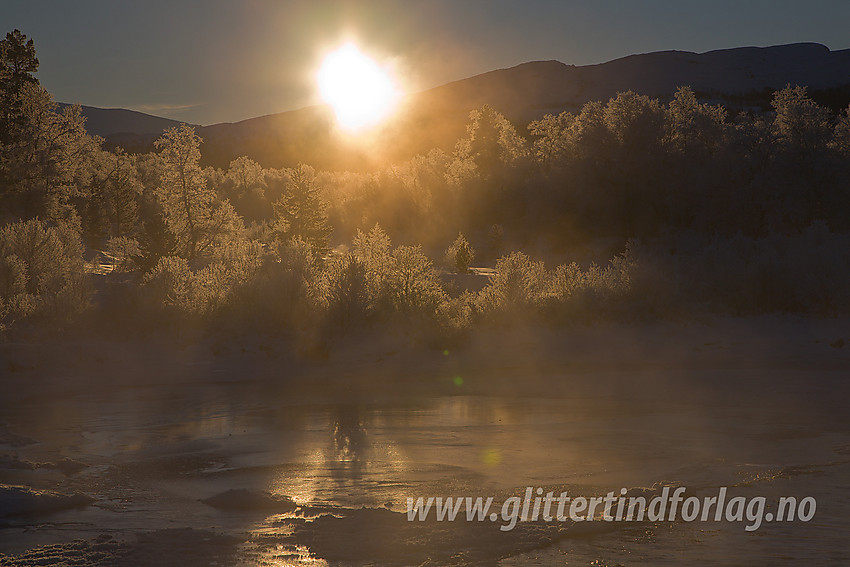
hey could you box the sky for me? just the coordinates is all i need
[3,0,850,125]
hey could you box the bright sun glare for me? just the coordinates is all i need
[317,43,400,131]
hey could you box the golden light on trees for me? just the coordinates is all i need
[317,43,401,131]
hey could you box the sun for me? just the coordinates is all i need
[317,43,400,131]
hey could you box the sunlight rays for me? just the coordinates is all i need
[316,43,401,131]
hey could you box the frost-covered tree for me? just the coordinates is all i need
[272,163,332,254]
[528,111,575,169]
[225,156,270,221]
[0,83,98,225]
[0,29,40,145]
[770,85,836,226]
[388,245,446,313]
[154,124,241,260]
[320,252,369,327]
[352,223,393,307]
[445,232,475,273]
[665,86,727,154]
[771,85,833,157]
[452,105,529,179]
[85,148,142,245]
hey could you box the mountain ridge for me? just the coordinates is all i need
[66,42,850,169]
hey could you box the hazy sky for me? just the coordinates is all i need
[4,0,849,125]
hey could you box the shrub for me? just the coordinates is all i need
[542,243,639,320]
[142,239,266,317]
[0,219,87,329]
[105,236,141,272]
[387,245,447,314]
[222,238,319,331]
[0,254,37,329]
[142,255,193,311]
[436,290,477,332]
[478,251,546,313]
[476,245,642,322]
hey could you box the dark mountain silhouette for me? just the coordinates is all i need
[58,103,189,136]
[69,42,850,170]
[56,103,191,151]
[418,43,850,122]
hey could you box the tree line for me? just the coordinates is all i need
[2,30,850,338]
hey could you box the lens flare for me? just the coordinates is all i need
[317,43,400,130]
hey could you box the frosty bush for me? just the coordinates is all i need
[478,251,547,313]
[222,238,319,331]
[0,219,87,328]
[105,236,141,272]
[387,245,447,314]
[477,246,640,321]
[142,255,192,311]
[142,239,265,316]
[436,290,477,332]
[0,254,36,329]
[542,248,638,321]
[547,245,636,303]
